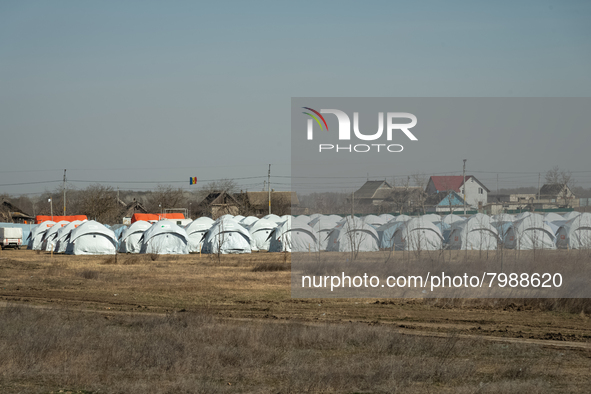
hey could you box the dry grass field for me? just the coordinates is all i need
[0,249,590,393]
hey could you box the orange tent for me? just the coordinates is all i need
[131,213,185,224]
[35,215,88,224]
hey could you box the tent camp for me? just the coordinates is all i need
[65,221,117,255]
[41,220,70,251]
[54,220,85,253]
[503,214,556,250]
[27,221,55,250]
[140,220,189,255]
[326,216,380,253]
[556,213,591,249]
[203,218,251,254]
[248,219,277,251]
[268,217,318,253]
[118,220,152,253]
[184,217,215,253]
[392,217,444,251]
[447,214,500,250]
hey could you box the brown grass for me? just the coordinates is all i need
[252,262,291,272]
[0,250,590,392]
[0,304,586,393]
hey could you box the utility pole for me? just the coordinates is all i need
[63,169,67,215]
[268,164,271,215]
[49,198,53,221]
[462,159,467,215]
[496,174,498,195]
[537,173,541,201]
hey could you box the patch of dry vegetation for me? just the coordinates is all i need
[0,304,587,393]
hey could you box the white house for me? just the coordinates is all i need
[426,175,489,209]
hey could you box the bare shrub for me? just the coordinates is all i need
[102,255,118,265]
[149,253,159,261]
[0,306,569,394]
[78,269,99,280]
[251,262,291,272]
[122,255,145,265]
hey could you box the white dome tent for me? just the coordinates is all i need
[441,214,465,227]
[362,214,387,228]
[309,216,341,251]
[54,220,85,253]
[240,216,259,227]
[140,220,189,255]
[248,219,277,251]
[118,220,152,253]
[562,211,581,221]
[263,214,283,225]
[296,215,311,223]
[503,214,556,250]
[184,217,215,253]
[394,214,412,222]
[447,214,500,250]
[268,217,318,253]
[421,214,441,223]
[376,221,407,250]
[27,221,55,251]
[41,220,70,252]
[379,213,396,222]
[544,212,565,223]
[65,221,117,255]
[203,218,251,254]
[392,217,444,251]
[326,216,380,253]
[556,213,591,250]
[492,213,515,223]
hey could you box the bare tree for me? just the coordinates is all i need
[545,166,576,207]
[411,172,428,214]
[146,184,187,213]
[78,184,121,224]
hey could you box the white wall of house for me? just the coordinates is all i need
[459,178,487,208]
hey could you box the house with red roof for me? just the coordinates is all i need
[426,175,489,209]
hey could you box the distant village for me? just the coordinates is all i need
[1,173,590,224]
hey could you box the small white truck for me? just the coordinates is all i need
[0,227,23,250]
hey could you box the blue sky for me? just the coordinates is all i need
[1,1,590,195]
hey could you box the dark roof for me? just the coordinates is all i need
[353,181,392,199]
[429,175,490,193]
[204,191,241,206]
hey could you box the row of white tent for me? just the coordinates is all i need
[26,211,591,255]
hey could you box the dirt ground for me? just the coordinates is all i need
[0,249,590,392]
